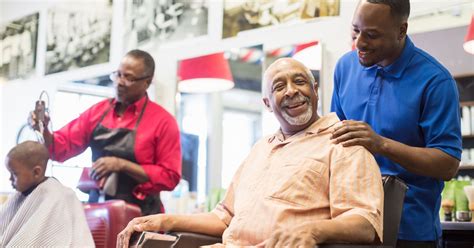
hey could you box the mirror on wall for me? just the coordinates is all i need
[175,45,263,205]
[221,45,263,188]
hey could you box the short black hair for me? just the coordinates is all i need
[126,49,155,78]
[7,141,49,170]
[366,0,410,21]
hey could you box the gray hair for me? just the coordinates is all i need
[263,58,316,98]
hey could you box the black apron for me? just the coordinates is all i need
[89,97,161,215]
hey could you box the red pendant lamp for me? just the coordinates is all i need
[178,52,234,93]
[464,15,474,55]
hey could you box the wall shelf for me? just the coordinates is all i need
[459,164,474,170]
[460,101,474,107]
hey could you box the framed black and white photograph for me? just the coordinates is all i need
[0,13,39,81]
[45,0,112,75]
[124,0,208,50]
[223,0,340,38]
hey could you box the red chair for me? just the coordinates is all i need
[83,200,141,248]
[77,167,107,203]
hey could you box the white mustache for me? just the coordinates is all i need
[281,95,309,108]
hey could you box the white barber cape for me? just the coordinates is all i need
[0,177,95,247]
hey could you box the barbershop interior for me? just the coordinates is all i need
[1,0,474,247]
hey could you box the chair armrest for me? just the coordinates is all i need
[171,232,222,248]
[168,232,393,248]
[319,245,392,248]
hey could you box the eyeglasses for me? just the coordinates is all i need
[109,71,152,85]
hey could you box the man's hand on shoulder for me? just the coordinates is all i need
[331,120,386,154]
[265,221,321,248]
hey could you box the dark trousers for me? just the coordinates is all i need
[397,239,439,248]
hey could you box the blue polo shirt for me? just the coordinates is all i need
[331,37,462,241]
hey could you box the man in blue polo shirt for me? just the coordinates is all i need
[331,0,462,247]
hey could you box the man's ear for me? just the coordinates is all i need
[313,82,319,101]
[145,78,152,89]
[313,82,318,91]
[399,22,408,40]
[262,98,272,112]
[313,82,319,94]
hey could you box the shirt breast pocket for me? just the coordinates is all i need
[267,158,326,207]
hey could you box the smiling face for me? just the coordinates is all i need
[263,58,319,136]
[351,0,407,67]
[6,157,38,193]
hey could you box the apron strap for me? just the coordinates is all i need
[134,96,148,130]
[98,97,148,130]
[97,98,115,124]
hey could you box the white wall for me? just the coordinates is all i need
[0,85,3,191]
[0,0,472,192]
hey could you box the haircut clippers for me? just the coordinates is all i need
[35,100,46,126]
[34,91,49,144]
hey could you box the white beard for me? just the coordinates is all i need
[281,98,313,126]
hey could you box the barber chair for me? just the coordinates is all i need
[318,176,408,248]
[84,200,141,248]
[79,168,142,248]
[135,175,407,248]
[77,167,106,203]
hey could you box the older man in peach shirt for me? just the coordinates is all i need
[117,58,383,248]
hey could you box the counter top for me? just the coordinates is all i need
[441,221,474,231]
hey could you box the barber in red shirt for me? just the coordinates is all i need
[31,50,182,215]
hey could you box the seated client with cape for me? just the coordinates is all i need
[0,141,94,247]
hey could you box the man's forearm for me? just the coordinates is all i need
[379,137,459,181]
[43,129,53,153]
[164,212,227,237]
[313,215,376,244]
[119,158,150,183]
[43,128,55,157]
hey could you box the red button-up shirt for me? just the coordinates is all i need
[49,96,182,198]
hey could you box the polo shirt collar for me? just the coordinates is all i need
[382,36,415,78]
[306,113,340,135]
[362,36,415,79]
[269,113,340,143]
[113,94,148,115]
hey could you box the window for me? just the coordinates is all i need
[179,93,208,203]
[47,90,107,201]
[221,109,261,188]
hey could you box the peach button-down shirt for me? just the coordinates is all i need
[212,113,383,246]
